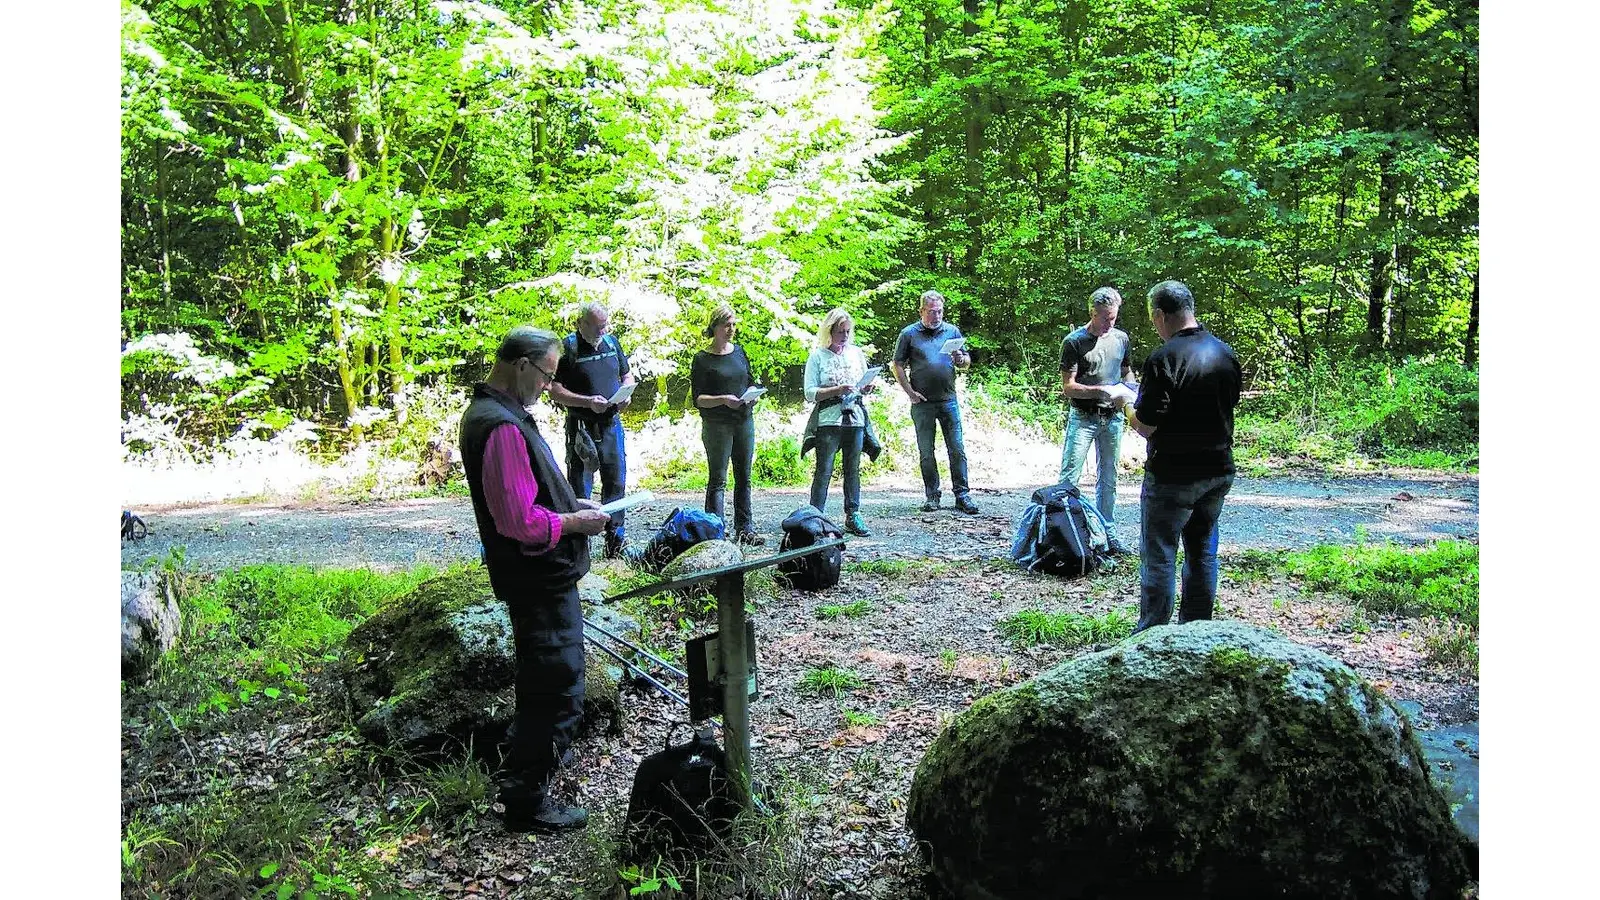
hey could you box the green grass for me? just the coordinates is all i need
[816,599,871,620]
[1278,539,1479,670]
[798,665,865,698]
[843,558,911,577]
[842,709,881,728]
[997,608,1135,649]
[1281,540,1478,627]
[136,563,446,725]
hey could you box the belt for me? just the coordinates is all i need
[1072,402,1119,417]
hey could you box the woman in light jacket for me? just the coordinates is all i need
[803,307,875,536]
[690,303,765,545]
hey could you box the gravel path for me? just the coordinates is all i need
[121,473,1478,572]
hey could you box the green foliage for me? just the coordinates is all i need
[1234,357,1479,470]
[816,599,872,620]
[798,665,865,698]
[997,608,1135,649]
[138,562,441,726]
[751,435,808,487]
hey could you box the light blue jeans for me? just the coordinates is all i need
[1059,406,1125,536]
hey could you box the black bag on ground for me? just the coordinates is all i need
[624,725,738,861]
[776,504,844,591]
[1009,482,1109,579]
[627,507,726,572]
[121,510,148,541]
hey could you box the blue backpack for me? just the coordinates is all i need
[1010,482,1111,579]
[629,507,726,572]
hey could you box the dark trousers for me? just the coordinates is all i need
[809,425,863,515]
[702,416,755,533]
[498,582,585,801]
[565,415,627,542]
[909,398,970,503]
[1134,472,1235,633]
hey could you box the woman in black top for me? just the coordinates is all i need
[690,304,765,545]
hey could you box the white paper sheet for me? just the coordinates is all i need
[940,337,965,355]
[606,382,636,406]
[599,491,655,515]
[1103,383,1138,405]
[739,386,767,404]
[853,366,882,391]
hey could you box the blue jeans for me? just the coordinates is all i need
[909,398,970,503]
[1136,472,1234,633]
[1059,406,1125,536]
[565,416,627,542]
[702,416,755,533]
[809,425,863,515]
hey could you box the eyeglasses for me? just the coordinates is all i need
[523,356,557,382]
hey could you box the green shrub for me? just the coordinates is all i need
[752,434,808,487]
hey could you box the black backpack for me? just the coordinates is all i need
[121,510,149,541]
[627,507,726,573]
[1010,482,1110,579]
[624,725,738,861]
[777,505,844,591]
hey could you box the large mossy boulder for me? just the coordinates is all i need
[906,621,1474,900]
[658,540,742,597]
[342,567,620,755]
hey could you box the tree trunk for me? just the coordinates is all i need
[1463,267,1479,368]
[961,0,984,275]
[1362,0,1415,353]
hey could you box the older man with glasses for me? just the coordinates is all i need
[459,326,611,833]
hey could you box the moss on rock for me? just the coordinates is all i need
[659,540,743,598]
[905,621,1471,900]
[343,566,621,754]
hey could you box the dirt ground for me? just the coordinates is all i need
[121,474,1479,898]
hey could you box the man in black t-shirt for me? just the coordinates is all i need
[1127,280,1242,633]
[549,301,635,558]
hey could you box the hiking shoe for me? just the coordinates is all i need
[844,512,872,537]
[1106,537,1135,557]
[737,530,766,547]
[954,497,980,515]
[502,795,588,833]
[920,499,941,513]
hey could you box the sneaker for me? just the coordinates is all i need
[954,497,980,515]
[502,794,588,833]
[1106,537,1135,557]
[737,530,766,547]
[920,499,941,513]
[844,512,871,537]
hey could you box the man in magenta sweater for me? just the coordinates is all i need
[460,326,610,832]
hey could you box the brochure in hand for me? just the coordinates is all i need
[599,491,655,516]
[940,337,965,355]
[606,382,636,406]
[739,386,767,404]
[853,366,882,392]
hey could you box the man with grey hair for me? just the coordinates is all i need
[460,326,611,832]
[893,289,979,514]
[549,301,635,558]
[1126,281,1242,633]
[1058,286,1136,556]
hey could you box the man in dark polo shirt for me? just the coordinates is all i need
[549,301,635,558]
[459,326,612,832]
[893,289,979,515]
[1127,280,1242,633]
[1059,286,1136,556]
